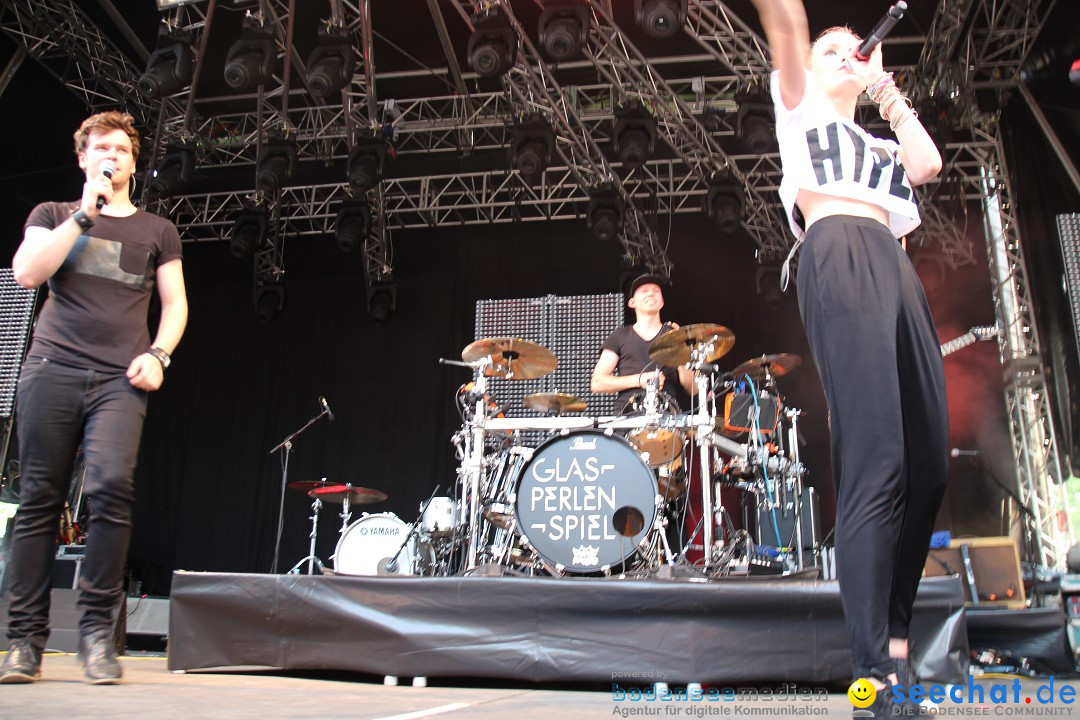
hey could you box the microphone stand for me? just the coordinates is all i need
[268,406,332,573]
[383,485,441,575]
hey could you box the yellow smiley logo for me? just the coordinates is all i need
[848,678,877,708]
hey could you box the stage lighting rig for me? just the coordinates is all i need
[305,23,355,98]
[539,1,588,62]
[146,146,194,199]
[347,136,388,193]
[706,169,744,235]
[137,28,193,99]
[224,16,276,90]
[510,116,555,177]
[613,100,657,171]
[254,279,285,323]
[467,12,516,78]
[335,201,372,253]
[735,92,775,154]
[230,207,269,258]
[587,184,625,242]
[367,277,398,322]
[256,136,297,194]
[634,0,687,40]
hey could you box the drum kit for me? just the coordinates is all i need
[290,325,815,579]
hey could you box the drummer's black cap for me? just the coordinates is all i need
[629,273,667,296]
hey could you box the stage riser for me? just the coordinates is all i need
[167,572,969,684]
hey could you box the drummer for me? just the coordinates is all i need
[590,273,695,413]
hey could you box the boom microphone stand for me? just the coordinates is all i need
[268,398,334,573]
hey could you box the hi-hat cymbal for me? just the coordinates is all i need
[462,337,557,380]
[287,480,336,492]
[648,324,735,366]
[731,353,802,381]
[523,392,587,414]
[309,484,388,505]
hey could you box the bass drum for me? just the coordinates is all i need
[333,513,433,576]
[514,430,658,573]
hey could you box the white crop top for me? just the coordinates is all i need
[770,70,920,240]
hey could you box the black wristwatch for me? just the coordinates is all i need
[147,346,171,369]
[71,209,94,231]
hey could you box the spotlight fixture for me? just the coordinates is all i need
[305,23,355,98]
[137,28,193,99]
[706,169,744,234]
[347,136,388,193]
[755,264,783,311]
[586,184,625,242]
[254,279,285,323]
[230,207,269,258]
[146,146,194,199]
[335,201,371,253]
[367,277,398,322]
[510,116,555,177]
[538,1,588,61]
[256,137,297,194]
[613,100,657,170]
[735,92,775,154]
[467,13,515,78]
[224,16,276,90]
[634,0,687,40]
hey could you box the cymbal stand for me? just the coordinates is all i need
[688,338,721,567]
[287,495,324,575]
[438,355,493,571]
[337,483,355,537]
[785,408,808,569]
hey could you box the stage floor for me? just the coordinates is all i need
[5,653,1080,720]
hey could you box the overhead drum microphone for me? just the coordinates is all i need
[855,1,908,61]
[96,160,116,210]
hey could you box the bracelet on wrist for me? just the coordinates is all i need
[147,346,171,369]
[71,209,94,231]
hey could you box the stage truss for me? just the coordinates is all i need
[0,0,1070,568]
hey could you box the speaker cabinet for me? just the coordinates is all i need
[923,536,1026,608]
[750,487,821,551]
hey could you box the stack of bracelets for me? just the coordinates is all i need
[867,72,917,132]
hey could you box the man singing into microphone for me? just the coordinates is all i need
[749,2,947,715]
[1,111,187,684]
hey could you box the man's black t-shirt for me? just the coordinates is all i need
[24,201,183,372]
[600,323,682,413]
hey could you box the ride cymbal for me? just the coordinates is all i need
[523,392,587,414]
[648,323,735,366]
[731,353,802,381]
[462,337,557,380]
[309,484,388,505]
[287,480,336,492]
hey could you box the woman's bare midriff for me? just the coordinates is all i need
[797,188,889,230]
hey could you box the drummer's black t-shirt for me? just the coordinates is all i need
[599,323,683,413]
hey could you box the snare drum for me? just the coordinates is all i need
[514,430,658,572]
[334,513,431,576]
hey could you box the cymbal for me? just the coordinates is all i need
[648,324,735,366]
[462,337,557,380]
[731,353,802,381]
[309,484,387,505]
[523,392,587,414]
[287,480,337,492]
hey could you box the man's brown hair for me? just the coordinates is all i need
[73,111,141,162]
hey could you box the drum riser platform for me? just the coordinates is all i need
[167,572,969,684]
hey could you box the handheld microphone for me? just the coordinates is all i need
[319,396,335,422]
[855,1,907,61]
[950,448,981,458]
[96,160,116,210]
